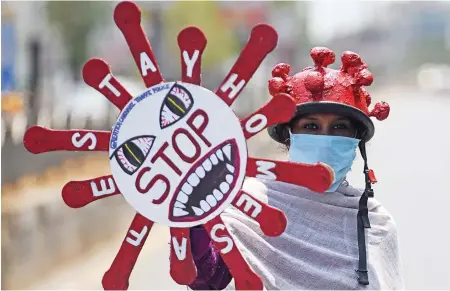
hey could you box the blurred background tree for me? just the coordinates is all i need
[45,1,109,81]
[163,1,240,70]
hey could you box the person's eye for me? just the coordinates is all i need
[304,123,319,130]
[333,123,349,130]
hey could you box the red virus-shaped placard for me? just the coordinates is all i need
[23,1,334,290]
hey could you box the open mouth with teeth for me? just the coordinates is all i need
[168,139,240,222]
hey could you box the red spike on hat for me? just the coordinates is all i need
[369,101,390,121]
[304,71,324,98]
[310,47,335,68]
[340,51,373,86]
[268,63,293,96]
[271,63,291,80]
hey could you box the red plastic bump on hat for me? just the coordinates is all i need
[359,88,371,107]
[340,51,373,86]
[369,101,390,121]
[268,63,292,96]
[304,71,324,97]
[340,51,391,120]
[304,47,335,99]
[310,47,335,69]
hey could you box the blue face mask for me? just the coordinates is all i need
[289,134,360,192]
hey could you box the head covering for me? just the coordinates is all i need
[267,47,390,144]
[266,47,391,285]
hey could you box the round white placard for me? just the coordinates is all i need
[109,81,247,227]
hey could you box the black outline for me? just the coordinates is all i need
[159,82,194,129]
[109,135,156,175]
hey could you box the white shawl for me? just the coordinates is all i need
[221,178,404,290]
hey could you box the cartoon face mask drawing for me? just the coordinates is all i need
[109,82,248,228]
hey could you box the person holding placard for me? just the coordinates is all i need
[187,47,404,290]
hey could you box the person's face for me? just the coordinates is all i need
[290,113,357,138]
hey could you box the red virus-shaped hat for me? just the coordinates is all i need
[267,47,390,143]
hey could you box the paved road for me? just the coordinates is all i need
[29,224,185,290]
[27,88,450,290]
[347,88,450,290]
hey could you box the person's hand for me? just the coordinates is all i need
[188,226,232,290]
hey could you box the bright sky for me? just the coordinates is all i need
[303,1,391,42]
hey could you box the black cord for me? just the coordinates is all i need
[355,142,373,285]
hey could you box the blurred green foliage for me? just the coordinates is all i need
[45,1,109,81]
[163,1,240,69]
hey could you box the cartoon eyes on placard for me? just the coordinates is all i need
[111,135,155,175]
[160,83,194,129]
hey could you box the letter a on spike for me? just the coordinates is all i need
[114,1,164,87]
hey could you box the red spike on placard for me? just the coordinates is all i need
[114,1,164,87]
[83,58,133,110]
[169,228,197,285]
[216,24,278,107]
[62,175,120,208]
[23,126,110,154]
[232,191,287,237]
[204,216,263,291]
[240,93,296,140]
[178,26,207,85]
[246,158,334,193]
[102,213,154,290]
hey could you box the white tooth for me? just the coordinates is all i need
[213,189,224,200]
[195,166,206,178]
[200,200,211,212]
[219,182,230,194]
[222,144,231,160]
[210,153,219,165]
[206,195,218,207]
[188,173,200,187]
[226,163,235,173]
[202,159,212,171]
[175,201,186,209]
[174,208,189,217]
[213,189,223,201]
[226,174,233,184]
[182,183,193,195]
[192,206,204,216]
[216,149,224,161]
[177,192,189,203]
